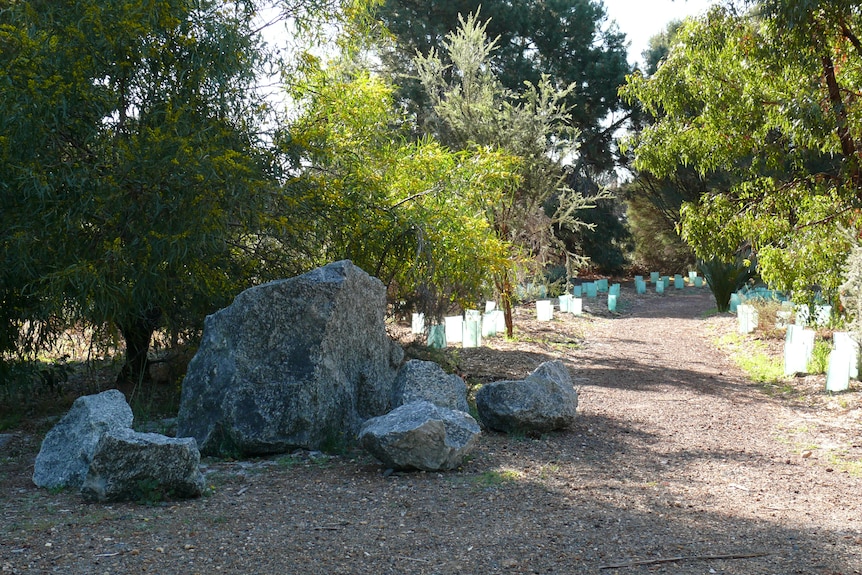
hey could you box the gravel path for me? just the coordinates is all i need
[2,285,861,574]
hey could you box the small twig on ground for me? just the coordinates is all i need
[396,555,431,563]
[599,552,771,569]
[312,521,350,531]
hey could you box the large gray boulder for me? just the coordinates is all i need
[176,261,404,456]
[475,360,578,433]
[391,359,469,412]
[359,401,480,471]
[81,428,205,502]
[33,390,133,489]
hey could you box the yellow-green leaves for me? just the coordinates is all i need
[285,59,520,316]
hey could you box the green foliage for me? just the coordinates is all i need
[620,2,862,302]
[573,197,632,274]
[374,0,630,171]
[285,57,518,319]
[698,257,754,312]
[412,12,605,332]
[471,469,521,488]
[807,339,831,375]
[0,0,289,382]
[717,332,785,384]
[132,477,175,506]
[625,191,693,272]
[840,240,862,341]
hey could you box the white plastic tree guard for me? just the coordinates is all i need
[826,349,851,392]
[827,332,859,392]
[536,300,553,321]
[444,315,463,344]
[462,318,481,348]
[411,313,425,335]
[833,332,859,379]
[494,309,506,333]
[737,304,758,334]
[784,324,815,376]
[571,297,583,315]
[482,312,497,338]
[814,305,832,326]
[607,293,617,312]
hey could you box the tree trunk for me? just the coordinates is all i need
[117,308,162,385]
[497,272,515,338]
[820,52,861,191]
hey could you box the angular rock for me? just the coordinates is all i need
[176,260,404,456]
[33,390,133,489]
[81,428,205,502]
[475,360,578,433]
[391,359,469,412]
[359,401,480,471]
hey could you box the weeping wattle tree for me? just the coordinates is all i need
[0,0,358,383]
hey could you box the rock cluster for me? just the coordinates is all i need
[33,390,204,502]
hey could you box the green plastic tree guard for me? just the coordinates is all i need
[427,324,446,349]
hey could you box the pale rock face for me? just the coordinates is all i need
[475,360,578,433]
[359,401,481,471]
[33,389,133,490]
[391,359,469,413]
[81,428,205,503]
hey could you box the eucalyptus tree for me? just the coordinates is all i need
[620,0,862,302]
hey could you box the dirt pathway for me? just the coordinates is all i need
[560,288,862,574]
[2,286,861,574]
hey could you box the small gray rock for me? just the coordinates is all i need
[475,360,578,433]
[33,390,133,490]
[391,359,469,412]
[359,401,480,471]
[80,428,205,502]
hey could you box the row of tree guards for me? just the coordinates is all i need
[412,271,707,349]
[734,296,853,393]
